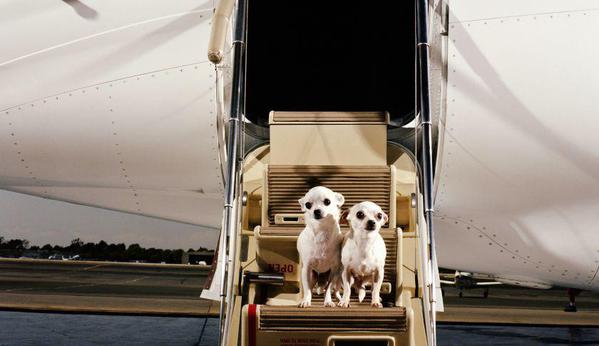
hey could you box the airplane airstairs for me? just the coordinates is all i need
[231,112,432,346]
[207,0,439,345]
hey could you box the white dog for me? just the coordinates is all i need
[296,186,345,308]
[339,201,388,308]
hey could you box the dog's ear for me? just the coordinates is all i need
[335,192,345,207]
[339,209,350,224]
[382,211,389,225]
[298,196,306,212]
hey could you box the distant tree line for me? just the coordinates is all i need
[0,236,212,264]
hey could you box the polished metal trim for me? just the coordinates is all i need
[416,0,438,344]
[218,0,248,345]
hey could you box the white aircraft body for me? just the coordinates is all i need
[435,0,599,291]
[1,0,598,294]
[0,0,224,229]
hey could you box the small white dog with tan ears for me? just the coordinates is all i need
[339,201,388,308]
[296,186,345,308]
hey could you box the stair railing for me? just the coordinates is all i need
[415,0,438,345]
[210,0,248,345]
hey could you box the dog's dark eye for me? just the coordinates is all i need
[323,198,331,206]
[377,213,383,220]
[356,211,365,219]
[305,202,312,210]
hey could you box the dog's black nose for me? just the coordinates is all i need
[314,209,322,219]
[366,220,376,230]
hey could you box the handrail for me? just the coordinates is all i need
[208,0,236,64]
[415,0,437,345]
[217,0,248,345]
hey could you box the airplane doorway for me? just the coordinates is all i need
[245,0,415,127]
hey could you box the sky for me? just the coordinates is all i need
[0,190,219,250]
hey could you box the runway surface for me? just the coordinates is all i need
[0,258,217,316]
[439,286,599,326]
[1,258,598,326]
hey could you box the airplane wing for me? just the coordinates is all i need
[439,280,455,285]
[474,281,503,286]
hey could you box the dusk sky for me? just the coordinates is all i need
[0,190,219,250]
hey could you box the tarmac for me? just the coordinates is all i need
[0,258,218,316]
[439,285,599,326]
[1,258,598,326]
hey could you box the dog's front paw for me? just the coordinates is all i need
[371,301,383,308]
[338,300,351,308]
[323,300,336,307]
[298,299,312,308]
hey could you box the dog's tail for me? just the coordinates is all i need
[358,285,366,303]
